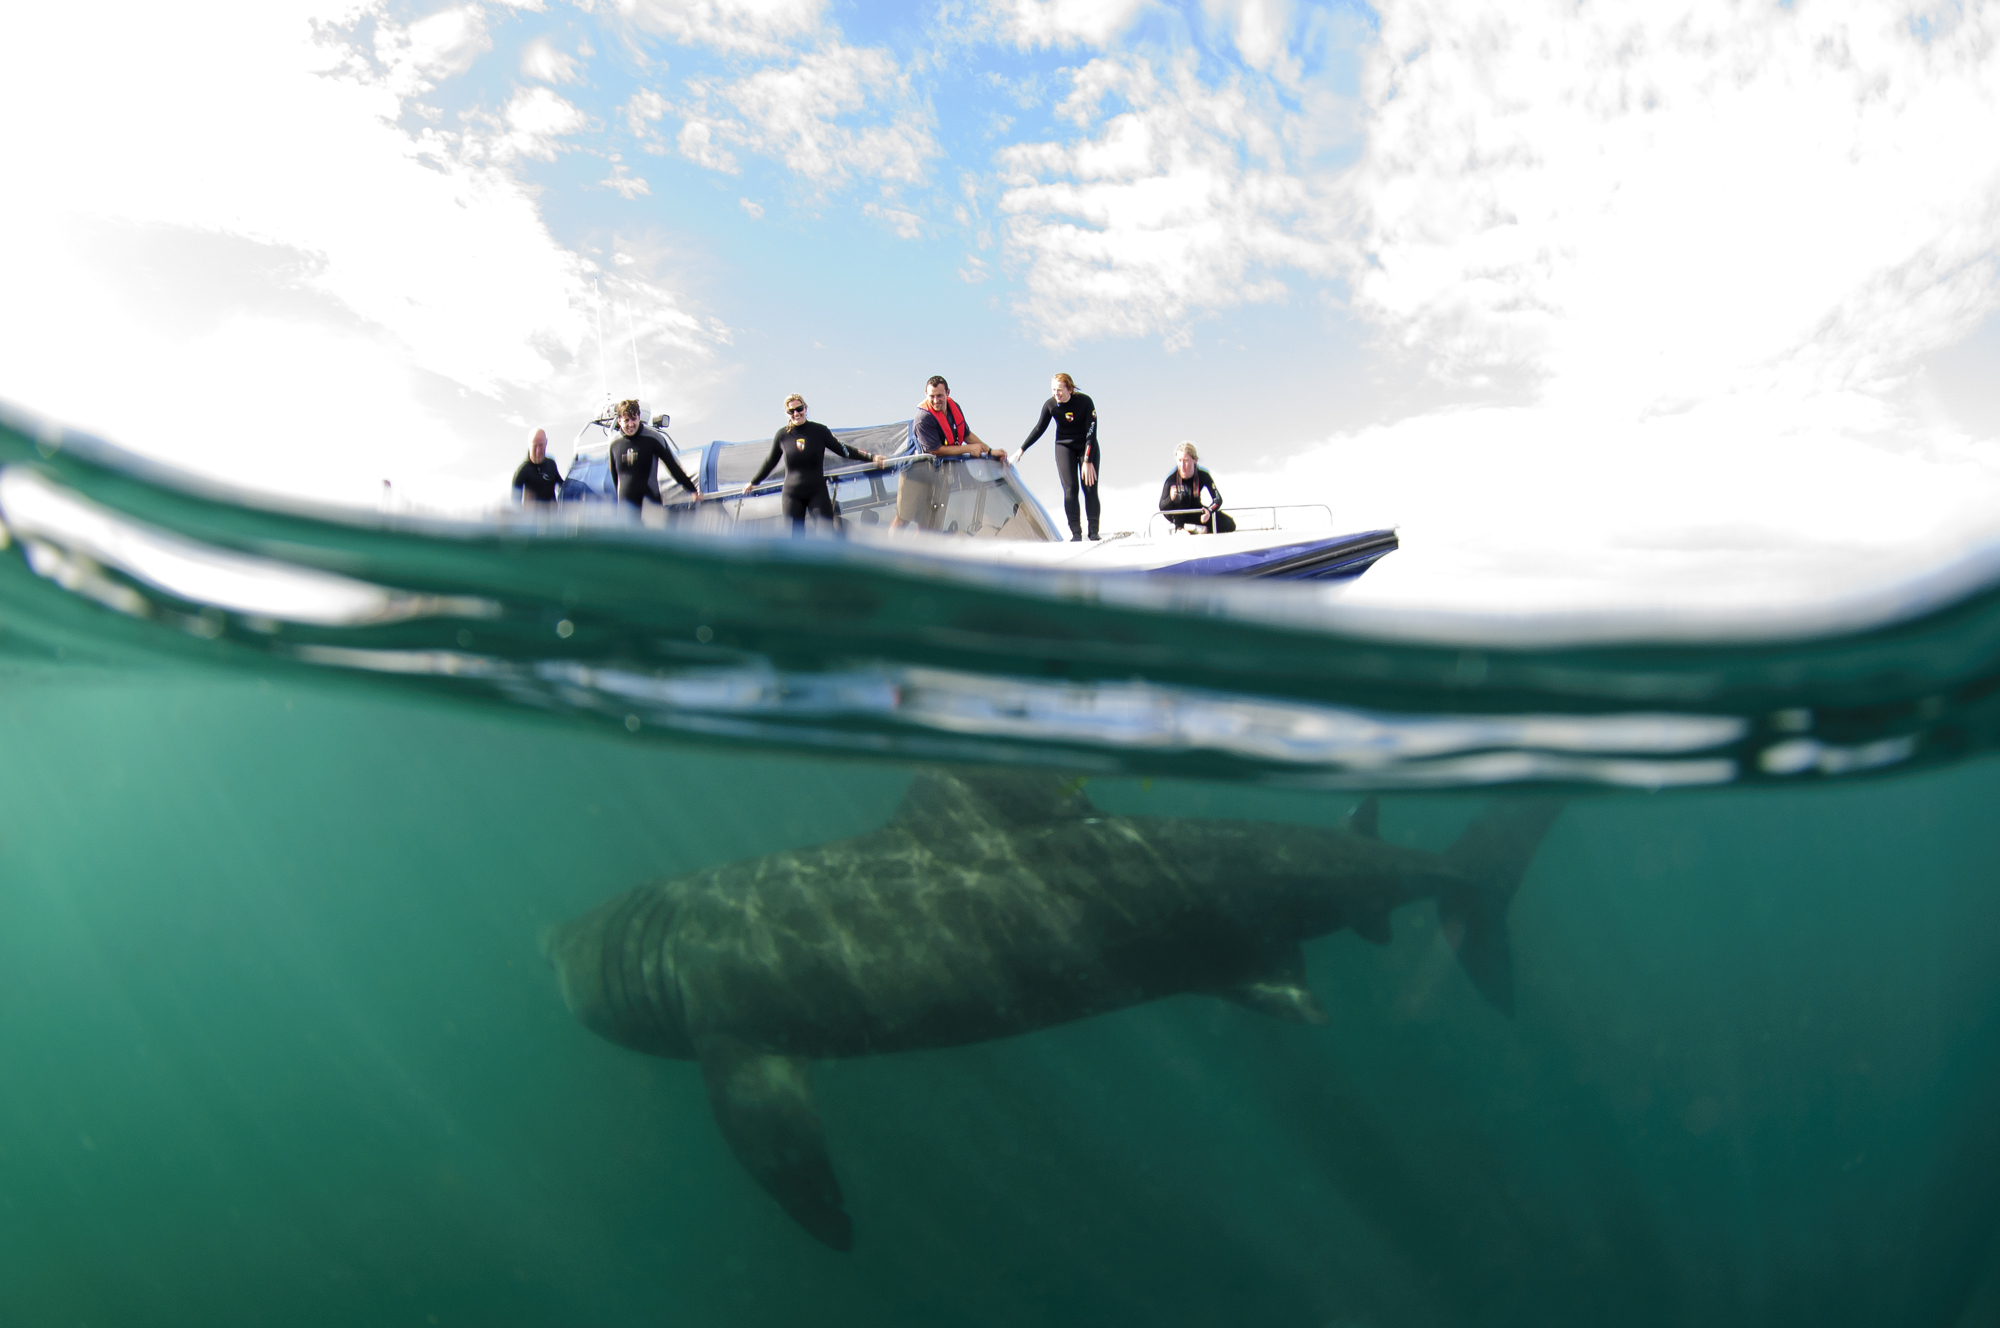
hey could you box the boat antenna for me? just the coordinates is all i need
[594,281,608,416]
[626,302,643,411]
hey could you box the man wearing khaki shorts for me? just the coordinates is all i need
[892,375,1007,532]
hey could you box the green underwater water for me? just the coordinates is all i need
[4,673,1999,1327]
[4,406,2000,1325]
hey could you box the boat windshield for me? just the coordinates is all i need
[684,456,1056,540]
[563,419,1059,541]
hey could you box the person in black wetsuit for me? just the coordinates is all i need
[511,428,562,505]
[1020,372,1100,541]
[1160,441,1232,533]
[741,394,888,534]
[609,398,698,512]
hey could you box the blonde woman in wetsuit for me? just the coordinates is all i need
[1020,372,1101,541]
[742,394,887,535]
[1160,441,1230,533]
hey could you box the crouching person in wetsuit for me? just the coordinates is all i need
[891,375,1006,533]
[1160,441,1233,533]
[1020,372,1101,541]
[742,394,888,535]
[609,398,698,513]
[512,428,562,505]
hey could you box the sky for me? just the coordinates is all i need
[2,0,1998,615]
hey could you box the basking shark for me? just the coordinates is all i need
[543,768,1563,1250]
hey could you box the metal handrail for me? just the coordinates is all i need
[1146,503,1334,537]
[699,450,1005,503]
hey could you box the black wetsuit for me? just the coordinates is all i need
[1160,465,1227,532]
[748,421,873,533]
[511,456,563,503]
[609,423,698,509]
[1022,392,1100,540]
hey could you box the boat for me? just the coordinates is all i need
[559,414,1398,582]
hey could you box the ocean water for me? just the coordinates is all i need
[3,407,1999,1327]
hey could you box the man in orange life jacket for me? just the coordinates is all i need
[891,375,1008,532]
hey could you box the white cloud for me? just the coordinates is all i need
[521,36,583,84]
[371,5,490,96]
[0,1,716,512]
[1347,0,2000,412]
[959,255,991,282]
[1222,0,2000,613]
[614,0,823,54]
[739,197,765,218]
[1200,0,1296,78]
[678,43,937,186]
[600,157,651,197]
[623,87,671,147]
[482,85,591,161]
[998,53,1338,345]
[1053,0,2000,614]
[989,0,1150,48]
[677,118,740,172]
[864,202,926,238]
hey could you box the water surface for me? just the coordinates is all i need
[2,406,1998,1326]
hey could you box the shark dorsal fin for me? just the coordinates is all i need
[891,767,1099,837]
[1346,795,1381,839]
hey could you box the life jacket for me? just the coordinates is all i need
[918,397,967,450]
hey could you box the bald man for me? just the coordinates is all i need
[512,428,563,504]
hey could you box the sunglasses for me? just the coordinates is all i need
[787,404,807,414]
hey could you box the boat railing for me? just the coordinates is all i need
[1146,504,1334,537]
[660,454,1051,541]
[695,449,951,504]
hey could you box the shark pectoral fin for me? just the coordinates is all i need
[1218,980,1330,1025]
[1214,944,1328,1024]
[1345,795,1381,839]
[696,1036,852,1251]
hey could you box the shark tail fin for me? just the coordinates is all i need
[1436,798,1565,1015]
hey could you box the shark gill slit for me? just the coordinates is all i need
[639,891,683,1039]
[600,889,648,1029]
[628,891,671,1034]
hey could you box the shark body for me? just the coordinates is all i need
[544,768,1562,1249]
